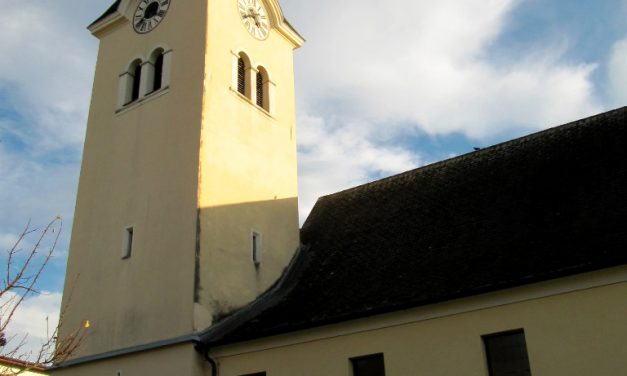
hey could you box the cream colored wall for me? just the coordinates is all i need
[0,365,46,376]
[50,343,209,376]
[61,0,301,360]
[213,267,627,376]
[194,0,301,327]
[60,0,208,357]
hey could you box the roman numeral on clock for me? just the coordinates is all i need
[133,0,170,33]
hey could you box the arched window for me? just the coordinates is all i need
[153,51,165,92]
[147,48,167,93]
[237,57,246,95]
[256,66,270,111]
[131,62,142,102]
[236,52,252,98]
[129,59,143,104]
[118,58,145,108]
[117,48,172,109]
[144,46,172,96]
[256,72,264,107]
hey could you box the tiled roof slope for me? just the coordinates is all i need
[201,107,627,345]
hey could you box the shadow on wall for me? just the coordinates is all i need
[195,197,300,324]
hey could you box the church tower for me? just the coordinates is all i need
[55,0,303,374]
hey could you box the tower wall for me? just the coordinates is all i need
[59,0,302,364]
[60,1,208,357]
[194,0,301,327]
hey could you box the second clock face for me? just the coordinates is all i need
[134,0,171,34]
[238,0,270,40]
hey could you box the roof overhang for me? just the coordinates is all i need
[88,0,304,47]
[262,0,305,48]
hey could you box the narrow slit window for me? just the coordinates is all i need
[239,373,266,376]
[237,57,246,95]
[483,330,532,376]
[351,353,385,376]
[153,52,164,92]
[252,232,262,265]
[256,72,264,107]
[122,227,134,259]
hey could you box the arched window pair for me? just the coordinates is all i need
[119,47,171,108]
[236,52,271,112]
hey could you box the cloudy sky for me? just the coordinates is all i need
[1,0,626,353]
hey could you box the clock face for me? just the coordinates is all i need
[238,0,270,40]
[133,0,170,34]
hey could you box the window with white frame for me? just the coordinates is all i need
[153,52,165,91]
[232,52,274,114]
[119,59,143,107]
[147,48,166,93]
[117,47,172,110]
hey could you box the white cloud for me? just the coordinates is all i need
[283,0,605,216]
[0,1,94,266]
[0,0,615,294]
[608,37,627,106]
[297,115,421,222]
[289,0,601,139]
[0,1,97,153]
[0,232,19,252]
[1,291,62,360]
[0,142,78,260]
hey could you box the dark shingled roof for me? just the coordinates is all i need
[89,0,121,28]
[200,107,627,346]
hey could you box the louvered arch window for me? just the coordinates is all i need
[256,66,269,111]
[237,57,246,95]
[256,72,264,107]
[236,52,252,98]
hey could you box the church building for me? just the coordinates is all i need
[52,1,627,375]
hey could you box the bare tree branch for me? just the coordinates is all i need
[1,218,86,374]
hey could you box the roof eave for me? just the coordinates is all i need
[87,12,125,36]
[276,20,305,48]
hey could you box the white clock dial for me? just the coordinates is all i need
[133,0,171,34]
[238,0,270,40]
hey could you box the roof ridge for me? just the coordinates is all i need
[317,106,627,200]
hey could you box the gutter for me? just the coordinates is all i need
[197,245,310,345]
[52,245,307,371]
[50,334,201,370]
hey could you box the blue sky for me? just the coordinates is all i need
[1,0,626,349]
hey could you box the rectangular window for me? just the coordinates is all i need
[351,353,385,376]
[483,329,532,376]
[252,231,262,266]
[122,226,134,259]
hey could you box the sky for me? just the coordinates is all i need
[1,0,626,356]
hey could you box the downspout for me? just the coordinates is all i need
[200,344,218,376]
